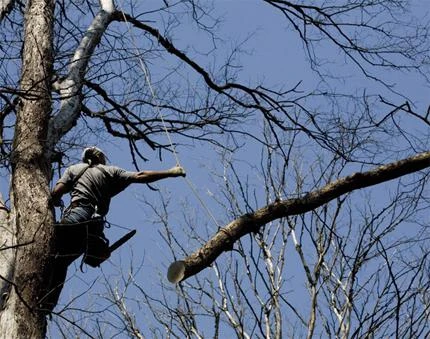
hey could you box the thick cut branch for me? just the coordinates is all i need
[169,151,430,282]
[47,1,115,148]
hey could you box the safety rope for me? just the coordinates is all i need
[118,8,181,166]
[116,4,220,229]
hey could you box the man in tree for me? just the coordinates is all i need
[43,146,186,312]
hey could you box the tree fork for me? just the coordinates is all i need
[0,0,56,337]
[168,151,430,283]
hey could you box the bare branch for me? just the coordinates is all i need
[47,1,115,148]
[170,151,430,282]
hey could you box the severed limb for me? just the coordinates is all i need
[168,151,430,283]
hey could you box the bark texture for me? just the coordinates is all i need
[47,3,114,148]
[0,194,12,311]
[0,0,55,337]
[172,151,430,282]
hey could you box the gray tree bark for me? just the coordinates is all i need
[0,0,55,337]
[0,194,12,312]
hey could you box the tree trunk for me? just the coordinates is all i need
[0,0,55,337]
[0,194,13,312]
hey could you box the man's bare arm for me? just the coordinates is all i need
[130,166,186,184]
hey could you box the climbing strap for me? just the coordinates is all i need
[70,164,91,189]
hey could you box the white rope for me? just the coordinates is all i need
[115,3,220,229]
[183,176,220,229]
[119,11,180,166]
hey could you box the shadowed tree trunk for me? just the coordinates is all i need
[0,194,11,311]
[0,0,55,337]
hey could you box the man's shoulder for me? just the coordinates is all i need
[97,164,121,172]
[67,163,89,174]
[69,163,88,169]
[58,163,87,184]
[98,165,135,180]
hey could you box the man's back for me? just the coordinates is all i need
[58,163,135,215]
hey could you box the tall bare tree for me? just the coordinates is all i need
[0,0,429,337]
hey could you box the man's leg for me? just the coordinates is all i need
[41,206,91,313]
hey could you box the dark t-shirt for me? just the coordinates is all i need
[58,163,135,215]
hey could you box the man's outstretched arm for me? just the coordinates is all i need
[130,165,186,184]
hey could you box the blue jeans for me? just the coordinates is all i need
[63,205,94,223]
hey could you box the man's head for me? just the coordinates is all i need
[82,147,106,165]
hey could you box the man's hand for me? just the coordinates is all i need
[169,165,186,177]
[51,182,68,206]
[51,195,63,207]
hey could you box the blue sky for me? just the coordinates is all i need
[66,1,429,335]
[1,0,429,336]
